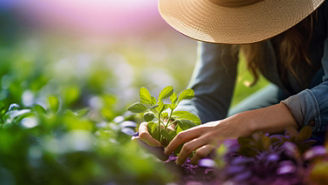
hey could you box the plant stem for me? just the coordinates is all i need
[166,109,173,129]
[158,113,161,142]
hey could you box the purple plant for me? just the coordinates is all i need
[173,126,327,185]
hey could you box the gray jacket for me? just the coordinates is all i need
[177,1,328,135]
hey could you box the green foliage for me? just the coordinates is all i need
[172,111,201,125]
[0,44,179,185]
[0,28,272,185]
[231,54,269,106]
[128,86,201,147]
[48,95,60,112]
[310,161,328,185]
[237,126,315,157]
[158,86,174,101]
[144,112,155,122]
[147,121,160,141]
[177,89,194,103]
[0,102,172,185]
[176,120,197,130]
[128,103,148,113]
[140,87,153,106]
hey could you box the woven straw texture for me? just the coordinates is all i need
[159,0,325,44]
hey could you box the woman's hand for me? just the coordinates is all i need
[132,122,162,147]
[164,102,298,165]
[132,122,171,161]
[164,115,251,165]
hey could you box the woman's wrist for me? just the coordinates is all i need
[237,103,298,135]
[219,112,255,138]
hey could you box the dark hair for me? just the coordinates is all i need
[236,11,318,87]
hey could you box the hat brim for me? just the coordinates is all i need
[159,0,324,44]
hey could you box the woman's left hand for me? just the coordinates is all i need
[164,103,298,165]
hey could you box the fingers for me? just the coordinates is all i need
[190,145,214,164]
[176,135,210,165]
[164,127,204,155]
[136,122,162,147]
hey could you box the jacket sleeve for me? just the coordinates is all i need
[176,41,239,123]
[282,38,328,134]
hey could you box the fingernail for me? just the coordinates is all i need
[164,148,168,155]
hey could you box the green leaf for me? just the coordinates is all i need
[170,92,178,104]
[217,144,227,156]
[158,86,174,101]
[176,125,183,134]
[32,104,47,114]
[295,126,312,141]
[237,137,253,147]
[151,96,157,105]
[147,121,160,141]
[310,161,328,184]
[169,104,177,110]
[144,112,155,122]
[76,108,89,117]
[161,112,168,119]
[176,120,197,130]
[140,87,153,105]
[63,86,80,105]
[156,102,168,114]
[127,103,148,113]
[177,89,194,103]
[150,105,159,110]
[160,129,176,146]
[172,111,201,125]
[261,135,271,150]
[48,96,60,112]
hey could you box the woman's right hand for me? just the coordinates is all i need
[132,122,162,147]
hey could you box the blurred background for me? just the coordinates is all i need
[0,0,267,112]
[0,1,269,185]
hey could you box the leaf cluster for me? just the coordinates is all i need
[237,126,314,157]
[128,86,201,146]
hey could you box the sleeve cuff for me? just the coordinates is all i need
[281,89,322,132]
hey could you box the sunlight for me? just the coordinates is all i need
[20,0,162,35]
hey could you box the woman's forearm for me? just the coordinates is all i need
[240,102,298,135]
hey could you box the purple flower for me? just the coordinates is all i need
[121,128,136,136]
[234,171,252,181]
[226,165,246,174]
[120,121,137,128]
[304,146,327,160]
[231,157,253,165]
[198,159,216,168]
[267,153,279,162]
[283,142,300,159]
[277,161,296,175]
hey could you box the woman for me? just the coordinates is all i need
[137,0,328,165]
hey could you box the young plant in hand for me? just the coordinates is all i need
[128,86,201,147]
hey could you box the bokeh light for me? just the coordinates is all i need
[17,0,166,36]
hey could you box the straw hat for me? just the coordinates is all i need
[158,0,325,44]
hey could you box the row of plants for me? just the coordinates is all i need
[0,99,177,185]
[1,40,328,185]
[128,86,328,185]
[0,43,175,185]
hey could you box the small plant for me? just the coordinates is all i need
[128,86,201,146]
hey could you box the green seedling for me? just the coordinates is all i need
[128,86,201,147]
